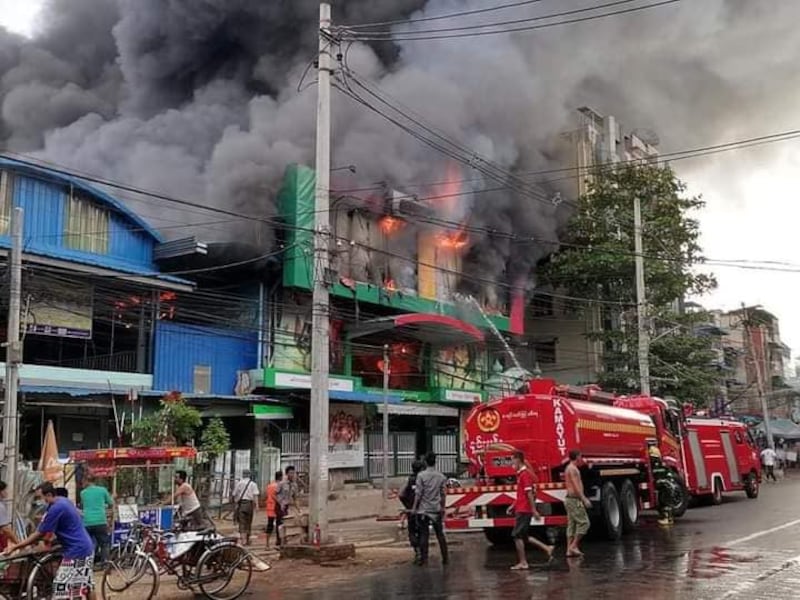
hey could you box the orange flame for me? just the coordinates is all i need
[433,162,463,218]
[436,227,469,251]
[384,278,397,292]
[379,216,404,236]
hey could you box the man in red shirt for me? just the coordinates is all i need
[508,450,554,570]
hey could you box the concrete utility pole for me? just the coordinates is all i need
[633,196,651,396]
[309,2,333,543]
[381,344,390,512]
[3,207,23,511]
[742,304,773,449]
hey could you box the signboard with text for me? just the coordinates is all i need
[25,281,93,339]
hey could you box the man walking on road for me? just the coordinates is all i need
[276,466,300,543]
[399,460,424,563]
[413,452,449,566]
[80,473,114,566]
[565,449,591,558]
[508,451,554,570]
[761,446,778,482]
[265,471,282,549]
[231,469,259,546]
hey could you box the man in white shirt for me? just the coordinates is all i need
[231,470,259,546]
[760,447,777,482]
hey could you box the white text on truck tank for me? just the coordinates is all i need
[554,398,567,456]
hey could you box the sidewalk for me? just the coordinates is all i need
[213,488,403,556]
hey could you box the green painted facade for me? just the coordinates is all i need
[278,164,510,331]
[274,164,513,405]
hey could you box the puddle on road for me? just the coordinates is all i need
[685,547,762,580]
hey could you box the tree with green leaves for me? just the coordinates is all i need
[131,392,202,446]
[540,163,718,405]
[200,417,232,460]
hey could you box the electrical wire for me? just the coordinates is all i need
[342,0,682,42]
[342,0,642,37]
[328,129,800,197]
[6,134,800,276]
[340,0,550,30]
[337,63,565,208]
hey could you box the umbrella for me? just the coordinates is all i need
[38,420,61,482]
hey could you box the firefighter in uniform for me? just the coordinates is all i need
[648,442,674,527]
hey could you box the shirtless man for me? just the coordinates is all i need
[564,449,591,557]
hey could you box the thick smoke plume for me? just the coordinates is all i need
[0,0,797,298]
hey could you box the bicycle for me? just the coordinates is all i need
[0,548,62,599]
[102,523,252,600]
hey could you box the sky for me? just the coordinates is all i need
[0,1,796,356]
[0,0,41,38]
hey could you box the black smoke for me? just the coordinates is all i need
[0,0,796,298]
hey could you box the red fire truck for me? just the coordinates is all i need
[445,379,760,544]
[682,415,761,504]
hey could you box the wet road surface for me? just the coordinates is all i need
[273,476,800,600]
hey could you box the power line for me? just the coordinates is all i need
[340,0,550,30]
[336,64,564,208]
[329,128,800,198]
[343,0,682,42]
[343,0,641,36]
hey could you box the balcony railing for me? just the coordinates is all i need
[41,351,139,373]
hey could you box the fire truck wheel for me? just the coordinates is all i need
[483,527,513,546]
[745,473,759,499]
[600,482,623,541]
[671,478,690,518]
[619,480,639,533]
[711,477,724,505]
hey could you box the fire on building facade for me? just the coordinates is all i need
[243,163,528,484]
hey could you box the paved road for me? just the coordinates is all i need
[267,476,800,600]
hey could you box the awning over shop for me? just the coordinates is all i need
[251,404,294,420]
[347,313,485,345]
[377,403,459,418]
[329,390,404,404]
[199,405,251,418]
[755,418,800,441]
[21,386,105,397]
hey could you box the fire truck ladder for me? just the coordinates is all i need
[463,295,523,372]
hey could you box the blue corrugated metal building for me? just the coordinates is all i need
[0,157,167,277]
[153,322,258,396]
[0,157,275,457]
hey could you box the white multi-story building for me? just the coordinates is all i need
[527,108,659,385]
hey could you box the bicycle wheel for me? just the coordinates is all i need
[102,554,160,600]
[196,544,252,600]
[26,553,61,599]
[104,549,155,592]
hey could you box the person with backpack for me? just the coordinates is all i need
[399,460,424,563]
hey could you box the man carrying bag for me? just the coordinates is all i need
[231,470,259,546]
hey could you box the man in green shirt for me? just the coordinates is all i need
[80,473,114,566]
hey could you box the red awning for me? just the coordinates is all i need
[348,313,485,345]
